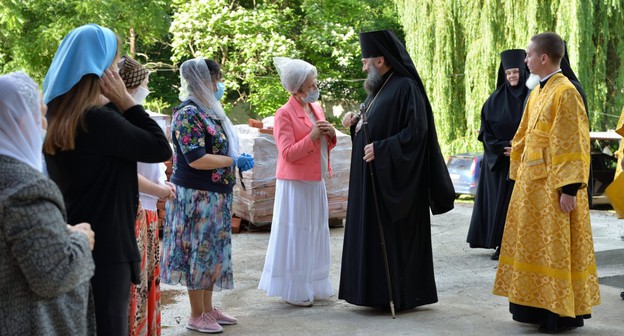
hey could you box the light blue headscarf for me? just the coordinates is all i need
[43,24,117,104]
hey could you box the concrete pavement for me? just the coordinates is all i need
[160,202,624,335]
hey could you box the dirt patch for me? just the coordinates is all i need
[160,288,185,307]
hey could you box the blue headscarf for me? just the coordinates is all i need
[43,24,117,104]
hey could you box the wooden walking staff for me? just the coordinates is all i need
[360,108,396,319]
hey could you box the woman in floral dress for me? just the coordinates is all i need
[160,57,253,334]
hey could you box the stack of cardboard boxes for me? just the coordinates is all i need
[233,123,351,228]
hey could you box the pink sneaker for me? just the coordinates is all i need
[186,314,223,333]
[205,307,238,325]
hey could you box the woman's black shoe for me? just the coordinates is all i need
[491,246,501,260]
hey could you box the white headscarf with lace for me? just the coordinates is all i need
[0,72,43,171]
[179,57,239,158]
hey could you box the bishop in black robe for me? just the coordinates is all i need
[338,29,455,311]
[466,49,528,256]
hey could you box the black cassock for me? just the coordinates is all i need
[466,79,526,249]
[338,72,453,310]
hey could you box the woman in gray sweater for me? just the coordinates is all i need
[0,71,96,335]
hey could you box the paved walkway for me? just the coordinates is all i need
[160,203,624,335]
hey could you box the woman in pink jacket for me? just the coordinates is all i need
[258,57,337,307]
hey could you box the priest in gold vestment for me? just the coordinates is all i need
[493,32,600,333]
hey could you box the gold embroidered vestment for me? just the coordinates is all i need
[492,73,600,317]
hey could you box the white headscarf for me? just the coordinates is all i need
[179,57,239,158]
[274,57,317,94]
[0,72,43,171]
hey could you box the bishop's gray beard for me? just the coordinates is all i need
[364,65,384,94]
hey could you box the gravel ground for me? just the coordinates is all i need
[160,202,624,336]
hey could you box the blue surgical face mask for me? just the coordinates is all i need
[303,89,320,103]
[214,82,225,101]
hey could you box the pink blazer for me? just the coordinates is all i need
[274,96,337,181]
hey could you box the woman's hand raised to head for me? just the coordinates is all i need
[99,69,136,112]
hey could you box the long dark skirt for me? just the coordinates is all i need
[510,303,590,331]
[467,162,514,249]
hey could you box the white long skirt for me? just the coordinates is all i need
[258,178,334,302]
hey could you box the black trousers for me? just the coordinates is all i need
[91,262,132,336]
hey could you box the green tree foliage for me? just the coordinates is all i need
[170,0,300,115]
[137,37,182,114]
[0,0,171,83]
[299,0,403,103]
[1,0,401,120]
[395,0,624,156]
[169,0,402,118]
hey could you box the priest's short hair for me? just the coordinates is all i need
[530,32,564,65]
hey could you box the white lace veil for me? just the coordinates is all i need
[274,57,317,94]
[179,57,239,158]
[0,72,43,171]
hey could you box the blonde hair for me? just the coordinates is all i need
[43,74,102,154]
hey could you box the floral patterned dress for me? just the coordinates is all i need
[160,102,235,291]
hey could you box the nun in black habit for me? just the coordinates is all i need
[338,29,454,311]
[466,49,529,260]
